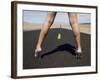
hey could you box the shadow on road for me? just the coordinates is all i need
[41,43,76,58]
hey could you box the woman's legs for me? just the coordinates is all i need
[68,12,82,53]
[35,12,56,54]
[35,12,82,57]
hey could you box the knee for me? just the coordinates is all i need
[47,19,53,25]
[69,18,77,25]
[73,31,80,37]
[42,20,53,33]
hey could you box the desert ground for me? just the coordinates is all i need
[23,22,91,34]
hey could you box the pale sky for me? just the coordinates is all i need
[23,10,91,24]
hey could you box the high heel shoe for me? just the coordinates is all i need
[34,51,41,57]
[76,52,82,56]
[75,49,82,59]
[34,48,42,57]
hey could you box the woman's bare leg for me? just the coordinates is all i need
[68,12,82,53]
[35,12,56,54]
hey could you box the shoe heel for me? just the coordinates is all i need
[34,51,41,57]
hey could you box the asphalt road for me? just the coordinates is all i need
[23,28,91,69]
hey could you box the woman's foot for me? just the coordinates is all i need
[34,47,42,57]
[76,48,82,53]
[75,48,82,57]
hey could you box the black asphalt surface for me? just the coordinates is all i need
[23,28,91,69]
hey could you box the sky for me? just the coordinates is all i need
[23,10,91,24]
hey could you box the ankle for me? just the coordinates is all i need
[76,48,82,53]
[35,46,42,52]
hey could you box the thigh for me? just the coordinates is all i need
[45,12,57,23]
[41,12,57,32]
[68,12,78,24]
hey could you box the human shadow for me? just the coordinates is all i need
[41,43,76,58]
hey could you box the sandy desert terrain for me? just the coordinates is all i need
[23,22,91,34]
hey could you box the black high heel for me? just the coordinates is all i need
[75,51,82,59]
[34,47,42,57]
[34,50,41,57]
[76,52,82,56]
